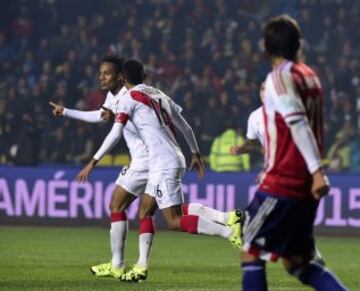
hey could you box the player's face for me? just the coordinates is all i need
[99,62,120,91]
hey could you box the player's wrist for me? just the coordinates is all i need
[192,152,201,158]
[312,167,326,179]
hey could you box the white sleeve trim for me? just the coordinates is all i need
[64,108,103,123]
[93,123,123,161]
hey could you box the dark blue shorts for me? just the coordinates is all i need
[242,191,318,261]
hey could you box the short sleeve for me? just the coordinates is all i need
[271,71,306,123]
[246,111,258,140]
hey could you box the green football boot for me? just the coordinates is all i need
[120,265,148,283]
[90,262,125,279]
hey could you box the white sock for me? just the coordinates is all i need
[188,203,229,225]
[136,233,154,268]
[197,216,232,238]
[110,220,128,269]
[136,217,155,268]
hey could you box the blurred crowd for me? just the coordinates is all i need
[0,0,359,171]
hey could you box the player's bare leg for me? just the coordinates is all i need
[283,254,347,290]
[161,204,242,247]
[182,203,244,226]
[241,251,268,291]
[91,186,137,278]
[121,194,157,283]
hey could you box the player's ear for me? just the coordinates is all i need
[118,73,125,85]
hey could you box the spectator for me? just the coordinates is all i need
[209,124,250,172]
[0,0,358,170]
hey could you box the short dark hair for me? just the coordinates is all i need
[121,59,146,85]
[101,55,125,74]
[264,15,301,61]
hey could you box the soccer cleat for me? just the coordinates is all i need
[228,223,242,249]
[226,209,245,226]
[120,265,148,283]
[90,262,125,279]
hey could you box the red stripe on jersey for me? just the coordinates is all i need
[272,61,288,95]
[271,73,283,95]
[130,90,177,137]
[130,91,152,108]
[277,72,287,94]
[273,71,287,95]
[262,105,270,170]
[115,112,129,124]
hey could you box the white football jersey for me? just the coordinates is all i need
[115,84,186,171]
[246,106,265,146]
[103,87,149,170]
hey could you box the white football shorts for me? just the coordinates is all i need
[145,168,185,209]
[115,165,155,197]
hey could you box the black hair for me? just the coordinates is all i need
[101,54,125,75]
[264,15,301,61]
[121,59,146,85]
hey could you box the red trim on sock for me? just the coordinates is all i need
[180,215,199,234]
[139,216,155,234]
[111,212,127,222]
[182,203,189,215]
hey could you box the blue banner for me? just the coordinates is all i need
[0,166,359,234]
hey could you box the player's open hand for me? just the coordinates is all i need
[76,160,96,183]
[189,152,205,179]
[229,145,241,155]
[49,101,64,117]
[100,107,115,122]
[311,169,330,200]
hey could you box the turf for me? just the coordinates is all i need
[0,226,358,290]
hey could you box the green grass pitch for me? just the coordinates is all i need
[0,226,359,290]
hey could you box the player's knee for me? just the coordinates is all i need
[109,201,117,212]
[138,201,156,220]
[109,199,126,213]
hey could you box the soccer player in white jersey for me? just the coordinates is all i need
[50,55,242,282]
[76,59,242,275]
[230,83,265,156]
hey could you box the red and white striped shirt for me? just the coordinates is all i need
[259,61,323,199]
